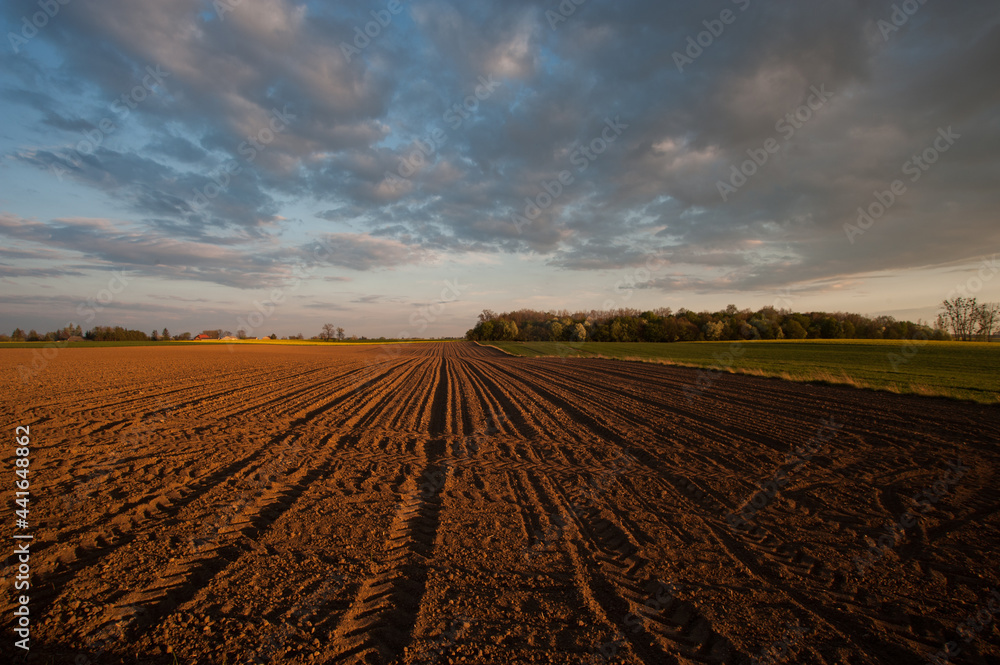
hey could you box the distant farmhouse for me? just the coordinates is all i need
[193,333,212,341]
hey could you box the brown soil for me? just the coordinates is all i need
[2,342,999,664]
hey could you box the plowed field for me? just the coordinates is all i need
[3,342,999,664]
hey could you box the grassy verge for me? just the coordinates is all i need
[486,340,1000,405]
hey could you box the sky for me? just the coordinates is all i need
[0,0,998,338]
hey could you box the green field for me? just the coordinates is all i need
[486,340,1000,404]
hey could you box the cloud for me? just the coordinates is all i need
[311,233,429,271]
[0,212,297,288]
[0,265,87,278]
[0,0,997,302]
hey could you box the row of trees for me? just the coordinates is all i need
[0,327,287,342]
[465,306,957,343]
[937,297,999,342]
[3,326,173,342]
[4,325,84,342]
[319,324,346,341]
[2,325,357,342]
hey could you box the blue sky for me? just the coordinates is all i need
[1,0,998,337]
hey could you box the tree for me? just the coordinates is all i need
[150,330,159,341]
[321,323,336,341]
[609,320,625,341]
[494,319,519,341]
[336,326,345,341]
[976,302,999,341]
[819,317,842,339]
[11,328,25,341]
[269,333,278,340]
[478,309,498,323]
[781,320,807,339]
[176,331,192,340]
[161,328,170,341]
[750,318,777,340]
[237,329,247,340]
[27,329,40,341]
[939,297,978,341]
[703,321,725,341]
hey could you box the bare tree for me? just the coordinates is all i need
[976,302,999,342]
[939,297,978,341]
[336,326,345,341]
[321,323,336,341]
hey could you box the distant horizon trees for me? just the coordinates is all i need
[0,326,210,342]
[0,325,336,342]
[9,301,993,345]
[319,324,348,341]
[938,297,999,342]
[86,326,149,341]
[466,306,951,344]
[5,325,83,342]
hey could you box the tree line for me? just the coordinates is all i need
[0,326,289,342]
[1,324,354,342]
[466,299,998,343]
